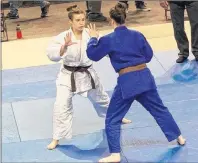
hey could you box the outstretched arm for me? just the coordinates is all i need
[87,36,110,61]
[86,23,111,61]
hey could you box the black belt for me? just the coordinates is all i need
[63,65,96,92]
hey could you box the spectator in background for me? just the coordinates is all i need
[85,1,150,22]
[7,0,50,19]
[86,1,107,22]
[160,1,198,63]
[119,1,151,12]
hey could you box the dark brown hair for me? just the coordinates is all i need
[67,5,85,20]
[109,3,127,25]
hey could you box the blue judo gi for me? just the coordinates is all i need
[86,26,181,153]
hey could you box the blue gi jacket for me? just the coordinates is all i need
[86,26,157,99]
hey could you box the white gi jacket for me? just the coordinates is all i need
[46,28,100,97]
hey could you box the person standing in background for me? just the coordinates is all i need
[119,1,151,12]
[6,0,50,19]
[160,1,198,63]
[86,1,107,22]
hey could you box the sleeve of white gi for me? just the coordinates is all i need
[46,32,67,62]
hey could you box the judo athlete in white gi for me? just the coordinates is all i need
[86,3,186,163]
[46,5,131,150]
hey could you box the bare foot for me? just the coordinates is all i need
[122,118,132,124]
[177,135,186,146]
[99,153,121,163]
[47,139,59,150]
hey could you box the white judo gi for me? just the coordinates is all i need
[46,28,110,140]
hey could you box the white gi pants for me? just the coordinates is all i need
[52,81,110,140]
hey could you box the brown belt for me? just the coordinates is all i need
[118,63,147,75]
[63,65,95,92]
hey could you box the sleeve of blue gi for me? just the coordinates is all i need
[139,34,153,63]
[87,36,110,61]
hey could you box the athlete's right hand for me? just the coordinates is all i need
[64,32,77,47]
[60,32,77,56]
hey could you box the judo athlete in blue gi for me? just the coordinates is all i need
[86,3,186,163]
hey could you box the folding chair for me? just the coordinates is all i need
[1,0,9,41]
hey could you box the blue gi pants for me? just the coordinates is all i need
[105,85,181,153]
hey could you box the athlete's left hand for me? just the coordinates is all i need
[87,23,99,38]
